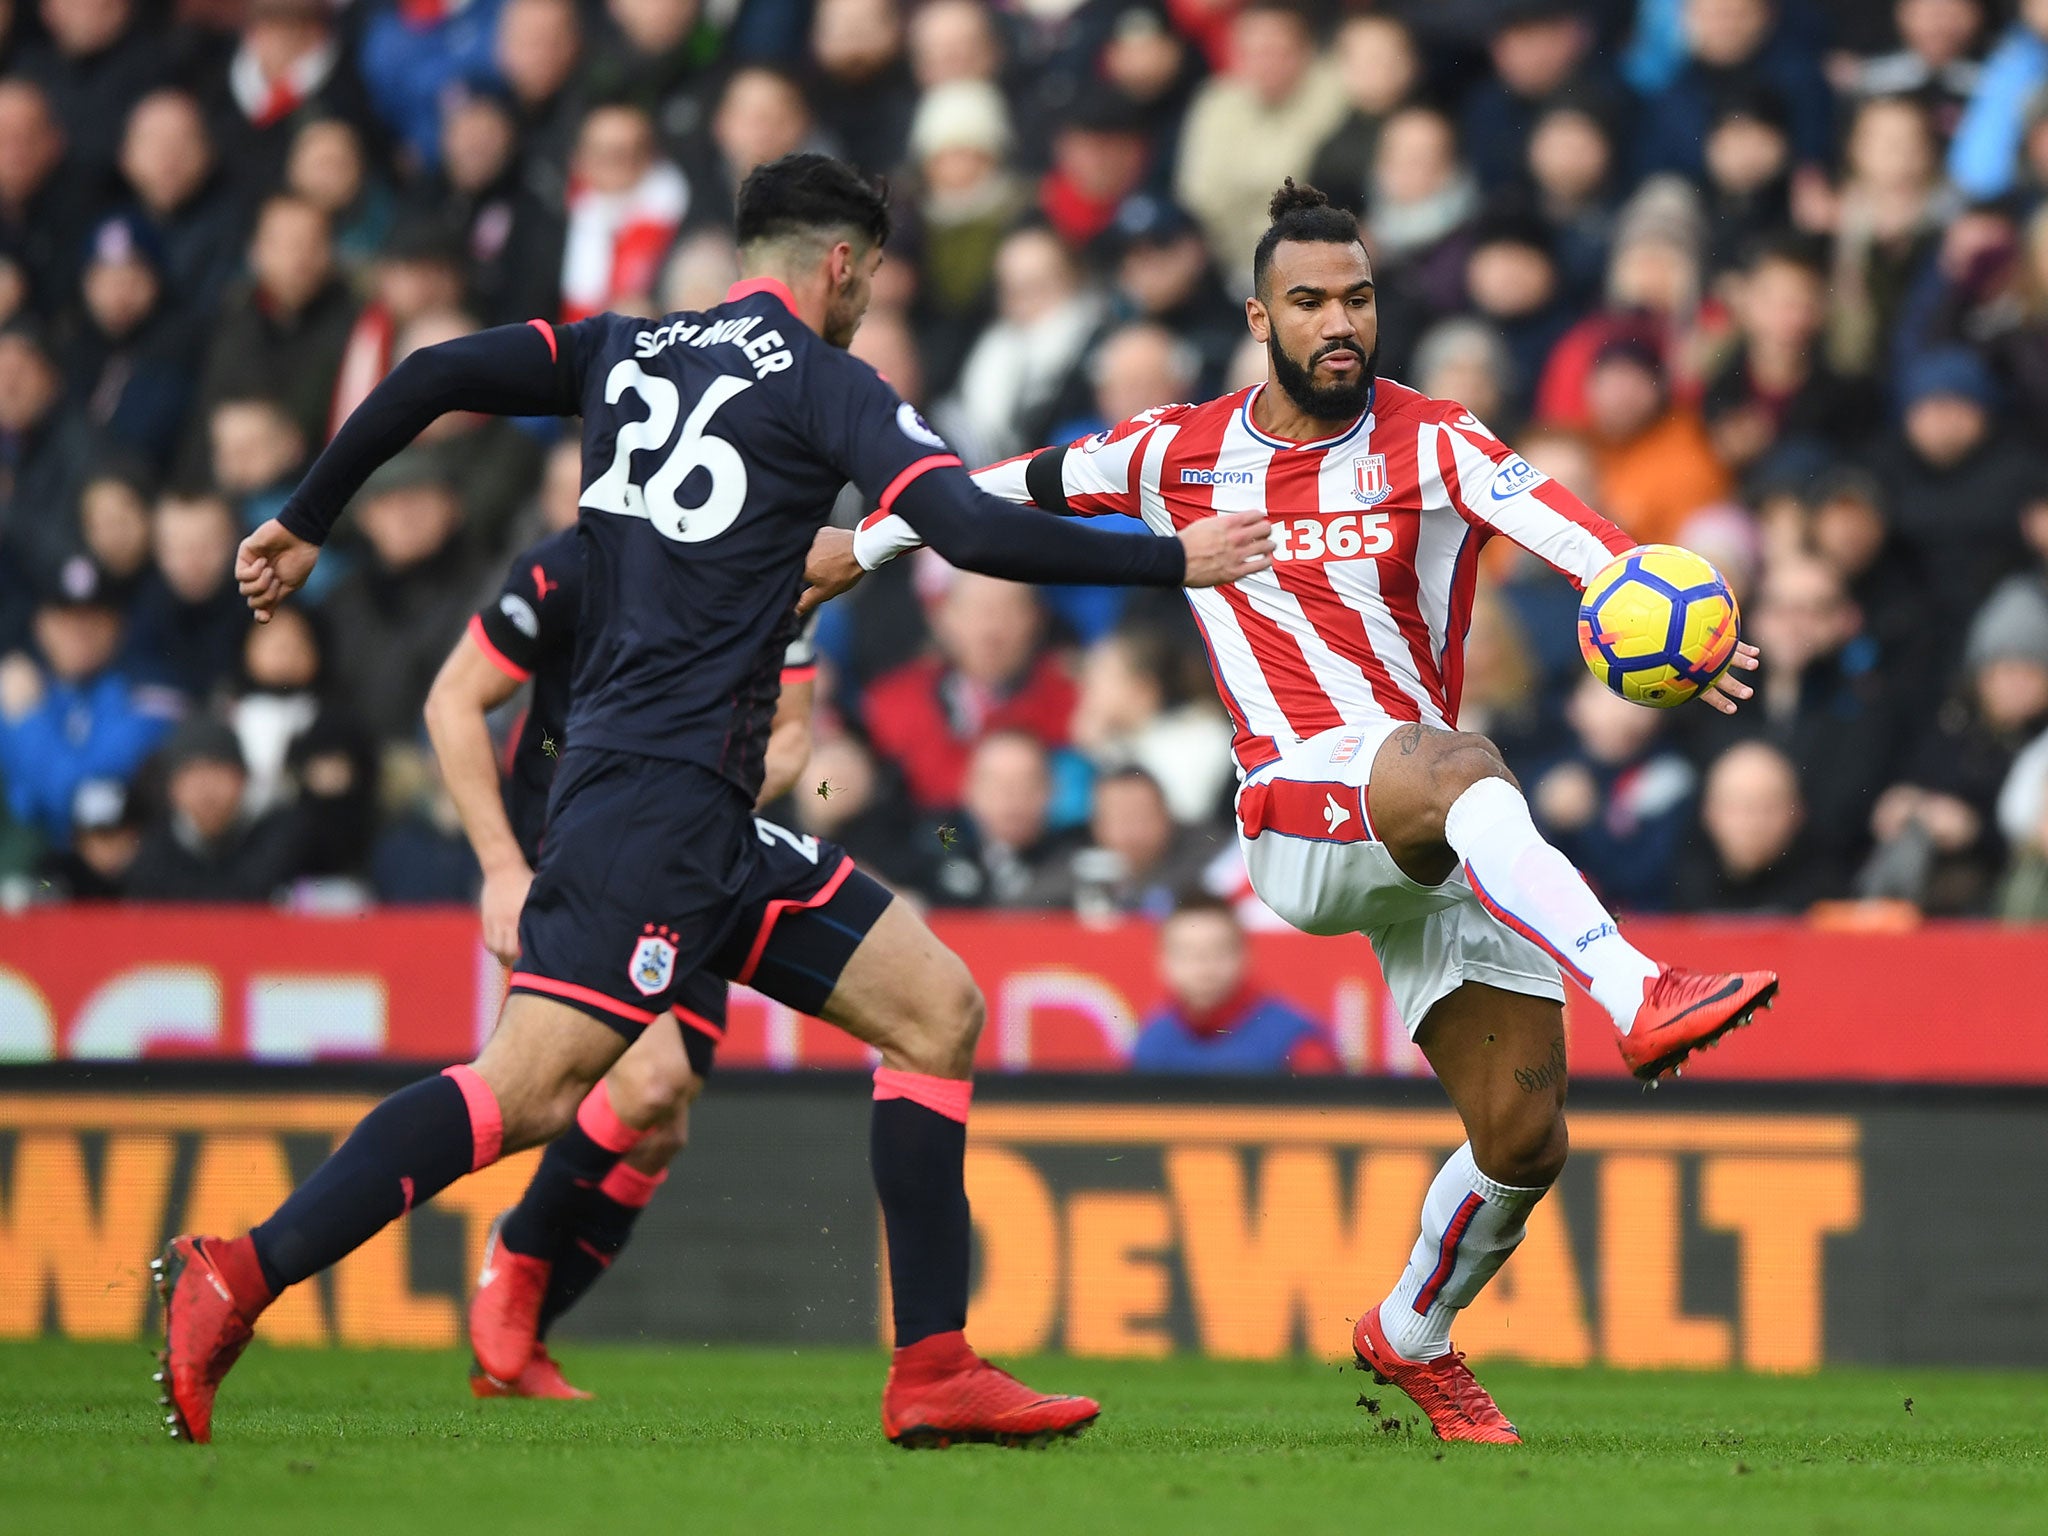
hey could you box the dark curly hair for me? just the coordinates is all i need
[735,152,892,253]
[1251,179,1362,299]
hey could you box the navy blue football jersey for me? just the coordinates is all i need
[544,280,957,794]
[472,527,822,863]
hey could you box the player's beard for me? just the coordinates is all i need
[1267,333,1377,423]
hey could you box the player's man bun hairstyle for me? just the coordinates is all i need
[1251,178,1364,298]
[735,152,892,253]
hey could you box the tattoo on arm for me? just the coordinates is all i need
[1514,1037,1569,1094]
[1394,724,1424,756]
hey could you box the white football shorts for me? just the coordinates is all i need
[1235,721,1564,1038]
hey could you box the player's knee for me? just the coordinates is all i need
[1417,732,1518,837]
[894,961,984,1077]
[605,1062,692,1130]
[1475,1108,1568,1189]
[602,1056,700,1138]
[1430,732,1517,804]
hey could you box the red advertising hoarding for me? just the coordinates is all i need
[0,906,2040,1080]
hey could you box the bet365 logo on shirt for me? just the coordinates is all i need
[1270,512,1396,562]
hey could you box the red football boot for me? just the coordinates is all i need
[468,1213,553,1388]
[470,1345,595,1401]
[881,1331,1099,1448]
[153,1235,261,1445]
[1618,966,1779,1082]
[1353,1305,1520,1446]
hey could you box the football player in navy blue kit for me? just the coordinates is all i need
[423,525,827,1399]
[155,153,1273,1447]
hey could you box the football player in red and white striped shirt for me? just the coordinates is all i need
[834,181,1780,1444]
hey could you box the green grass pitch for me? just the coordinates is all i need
[3,1342,2044,1536]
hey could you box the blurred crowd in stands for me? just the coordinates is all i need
[4,0,2048,926]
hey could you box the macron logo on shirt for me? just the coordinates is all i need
[1181,468,1255,486]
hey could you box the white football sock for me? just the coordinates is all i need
[1444,776,1659,1030]
[1379,1143,1547,1362]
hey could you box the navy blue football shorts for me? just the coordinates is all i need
[510,747,893,1043]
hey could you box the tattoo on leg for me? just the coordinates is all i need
[1394,724,1424,756]
[1514,1037,1569,1095]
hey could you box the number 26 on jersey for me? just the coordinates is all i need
[582,360,754,544]
[1269,512,1394,562]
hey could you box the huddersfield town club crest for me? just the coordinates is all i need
[1352,454,1391,506]
[628,928,678,996]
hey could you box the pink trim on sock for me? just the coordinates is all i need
[575,1083,647,1154]
[598,1162,667,1208]
[872,1068,973,1124]
[441,1064,504,1170]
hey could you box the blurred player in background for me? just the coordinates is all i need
[423,525,826,1398]
[154,153,1272,1447]
[843,181,1779,1446]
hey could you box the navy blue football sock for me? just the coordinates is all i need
[537,1162,664,1336]
[870,1071,973,1348]
[500,1084,646,1261]
[250,1066,500,1290]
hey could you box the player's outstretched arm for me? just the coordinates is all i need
[890,465,1272,588]
[237,324,572,618]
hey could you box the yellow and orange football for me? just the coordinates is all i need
[1577,544,1741,708]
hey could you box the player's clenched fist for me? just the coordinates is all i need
[236,519,320,622]
[1179,510,1275,587]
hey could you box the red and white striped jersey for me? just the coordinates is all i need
[856,379,1634,778]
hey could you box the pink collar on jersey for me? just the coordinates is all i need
[725,276,799,312]
[1240,382,1375,452]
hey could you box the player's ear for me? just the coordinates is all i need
[1246,295,1270,344]
[829,239,856,288]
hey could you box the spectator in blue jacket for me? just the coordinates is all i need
[1947,0,2048,200]
[1531,672,1699,910]
[0,555,176,847]
[1633,0,1834,183]
[1130,896,1341,1075]
[357,0,505,175]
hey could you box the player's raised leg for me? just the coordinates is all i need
[1364,724,1777,1079]
[1352,983,1566,1444]
[155,994,628,1442]
[469,1011,708,1396]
